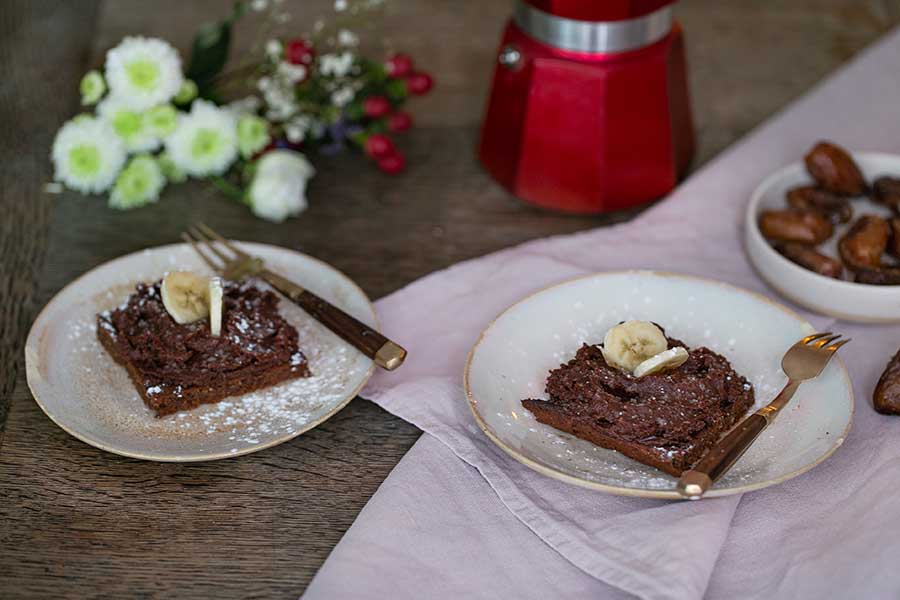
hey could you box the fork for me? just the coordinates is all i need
[677,332,849,499]
[182,223,407,371]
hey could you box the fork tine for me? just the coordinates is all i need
[825,338,851,352]
[801,332,832,344]
[188,225,234,264]
[181,232,223,272]
[196,222,251,259]
[811,334,841,348]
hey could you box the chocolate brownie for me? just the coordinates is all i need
[97,281,310,417]
[522,340,754,476]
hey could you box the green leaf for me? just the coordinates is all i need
[344,101,364,121]
[186,2,247,99]
[386,78,408,102]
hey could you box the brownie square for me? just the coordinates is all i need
[522,341,754,476]
[97,281,310,417]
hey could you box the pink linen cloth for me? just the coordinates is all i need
[304,29,900,600]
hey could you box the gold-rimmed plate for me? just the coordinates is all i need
[25,242,377,462]
[464,271,853,499]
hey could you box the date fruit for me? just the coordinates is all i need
[838,215,889,270]
[872,176,900,212]
[759,209,833,244]
[776,243,843,278]
[874,350,900,415]
[804,141,867,196]
[786,185,852,223]
[890,218,900,258]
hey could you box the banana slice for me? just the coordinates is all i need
[161,271,210,324]
[601,320,668,372]
[633,347,690,378]
[208,277,224,337]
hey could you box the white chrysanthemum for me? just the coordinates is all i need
[97,96,160,152]
[105,36,183,110]
[165,100,238,177]
[51,116,126,193]
[249,150,315,222]
[109,154,166,209]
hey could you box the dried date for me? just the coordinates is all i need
[838,215,889,270]
[786,185,852,223]
[874,350,900,415]
[872,176,900,213]
[776,243,843,278]
[804,141,867,196]
[759,209,833,244]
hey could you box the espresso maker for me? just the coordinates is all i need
[479,0,694,214]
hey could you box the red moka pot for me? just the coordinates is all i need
[478,0,695,214]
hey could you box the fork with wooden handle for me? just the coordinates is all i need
[182,223,407,371]
[677,332,849,500]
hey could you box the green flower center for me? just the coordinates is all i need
[125,59,160,91]
[112,110,143,139]
[69,145,101,177]
[191,128,222,159]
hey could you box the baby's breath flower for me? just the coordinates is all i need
[277,61,307,84]
[237,115,271,158]
[165,100,238,177]
[80,70,106,105]
[331,86,355,107]
[285,115,312,143]
[174,79,198,104]
[265,40,283,60]
[226,96,263,116]
[319,52,354,77]
[51,116,126,193]
[97,96,160,152]
[337,29,359,47]
[105,36,183,109]
[109,154,165,209]
[146,104,177,137]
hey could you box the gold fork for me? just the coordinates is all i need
[182,223,407,371]
[677,332,849,499]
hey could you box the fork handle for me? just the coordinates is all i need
[261,270,407,371]
[677,414,768,499]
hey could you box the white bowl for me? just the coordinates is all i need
[745,152,900,322]
[464,271,853,499]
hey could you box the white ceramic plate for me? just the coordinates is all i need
[745,152,900,322]
[464,271,853,499]
[25,242,377,462]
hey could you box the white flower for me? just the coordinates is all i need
[105,36,183,109]
[319,52,354,77]
[109,154,166,209]
[331,86,355,107]
[97,95,160,152]
[80,71,106,105]
[285,115,312,143]
[334,0,348,11]
[251,0,268,10]
[226,96,263,116]
[51,116,126,193]
[249,150,315,222]
[276,61,307,84]
[265,39,283,60]
[337,29,359,47]
[165,100,238,177]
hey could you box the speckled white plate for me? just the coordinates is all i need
[25,242,377,462]
[465,271,854,499]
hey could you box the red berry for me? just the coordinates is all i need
[387,111,413,133]
[377,151,406,175]
[286,39,315,65]
[364,134,395,158]
[385,53,413,78]
[406,72,433,95]
[363,96,391,118]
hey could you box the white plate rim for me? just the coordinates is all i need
[463,270,854,499]
[25,241,377,462]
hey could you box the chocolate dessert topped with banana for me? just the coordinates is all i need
[521,321,754,477]
[97,271,311,417]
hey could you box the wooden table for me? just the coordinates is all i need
[2,1,896,596]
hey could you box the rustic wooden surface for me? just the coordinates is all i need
[1,0,898,597]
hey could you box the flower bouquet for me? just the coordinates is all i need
[50,0,433,222]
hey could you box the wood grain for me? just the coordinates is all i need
[2,0,899,597]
